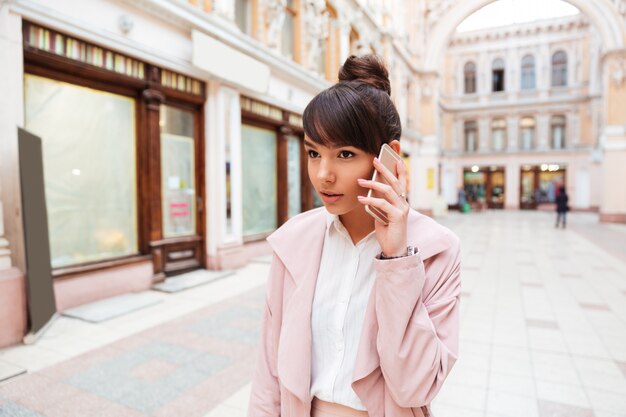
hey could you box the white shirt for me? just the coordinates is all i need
[310,211,381,411]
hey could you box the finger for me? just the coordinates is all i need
[357,195,401,218]
[373,158,401,194]
[357,179,404,205]
[396,160,408,197]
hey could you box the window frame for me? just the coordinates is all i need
[464,61,477,94]
[22,22,207,279]
[492,58,506,92]
[520,54,536,90]
[551,50,568,87]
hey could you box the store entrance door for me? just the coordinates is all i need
[152,104,204,277]
[519,165,566,210]
[463,166,506,210]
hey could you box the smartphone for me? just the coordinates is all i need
[364,143,404,225]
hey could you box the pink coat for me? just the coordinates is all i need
[248,207,461,417]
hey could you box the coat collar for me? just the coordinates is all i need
[266,207,454,405]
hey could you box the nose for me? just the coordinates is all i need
[316,158,335,184]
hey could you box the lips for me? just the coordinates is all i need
[320,191,344,203]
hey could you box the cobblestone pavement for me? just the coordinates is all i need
[1,211,625,417]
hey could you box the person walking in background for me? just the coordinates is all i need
[555,186,569,228]
[458,187,467,213]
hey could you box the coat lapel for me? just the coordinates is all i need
[267,208,327,404]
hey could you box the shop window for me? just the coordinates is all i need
[160,106,196,238]
[464,61,476,94]
[491,119,507,151]
[24,74,138,268]
[287,135,302,218]
[241,124,278,237]
[551,51,567,87]
[492,58,505,92]
[234,0,252,34]
[520,116,535,150]
[281,0,298,60]
[551,115,566,149]
[464,120,478,152]
[520,55,535,90]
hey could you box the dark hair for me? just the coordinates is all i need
[302,54,401,155]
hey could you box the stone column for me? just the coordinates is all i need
[600,50,626,223]
[454,119,463,152]
[0,4,25,272]
[338,16,351,64]
[413,71,440,214]
[507,115,518,151]
[0,3,28,348]
[567,112,580,148]
[536,114,550,150]
[478,118,490,152]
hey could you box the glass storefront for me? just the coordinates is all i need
[463,166,505,209]
[24,74,138,267]
[160,105,196,238]
[520,165,566,209]
[241,124,277,236]
[287,134,302,218]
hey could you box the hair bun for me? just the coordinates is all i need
[338,54,391,95]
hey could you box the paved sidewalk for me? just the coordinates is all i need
[1,211,625,417]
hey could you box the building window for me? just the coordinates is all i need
[464,61,477,94]
[241,124,278,237]
[492,58,505,92]
[24,74,138,268]
[281,0,298,60]
[519,116,535,150]
[287,134,302,218]
[551,115,566,149]
[551,51,568,87]
[160,106,196,238]
[521,55,535,90]
[491,119,507,151]
[464,121,478,152]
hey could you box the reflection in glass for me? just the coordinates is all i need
[24,74,138,267]
[242,124,277,236]
[287,135,301,218]
[160,105,196,238]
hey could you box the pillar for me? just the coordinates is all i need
[599,50,626,223]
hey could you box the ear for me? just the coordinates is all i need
[388,140,401,155]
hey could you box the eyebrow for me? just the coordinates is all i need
[303,139,318,148]
[303,139,357,151]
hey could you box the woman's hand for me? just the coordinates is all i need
[357,157,409,258]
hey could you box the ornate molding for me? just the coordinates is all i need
[303,0,329,72]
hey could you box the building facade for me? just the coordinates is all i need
[1,0,625,347]
[439,16,604,211]
[0,0,422,346]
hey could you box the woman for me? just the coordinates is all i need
[247,55,461,417]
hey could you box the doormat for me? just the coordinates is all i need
[62,292,164,323]
[152,269,234,293]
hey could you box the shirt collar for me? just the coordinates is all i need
[324,209,376,247]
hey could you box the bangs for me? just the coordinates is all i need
[303,84,387,155]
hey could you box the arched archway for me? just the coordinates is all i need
[423,0,626,71]
[412,0,626,222]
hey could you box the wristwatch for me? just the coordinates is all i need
[380,246,417,260]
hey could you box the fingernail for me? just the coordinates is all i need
[357,195,364,199]
[357,178,365,182]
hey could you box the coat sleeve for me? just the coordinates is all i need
[247,254,284,417]
[374,236,461,408]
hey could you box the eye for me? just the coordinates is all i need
[338,150,355,159]
[307,150,320,158]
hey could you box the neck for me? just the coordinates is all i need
[339,206,375,245]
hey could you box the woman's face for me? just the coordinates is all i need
[304,136,374,216]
